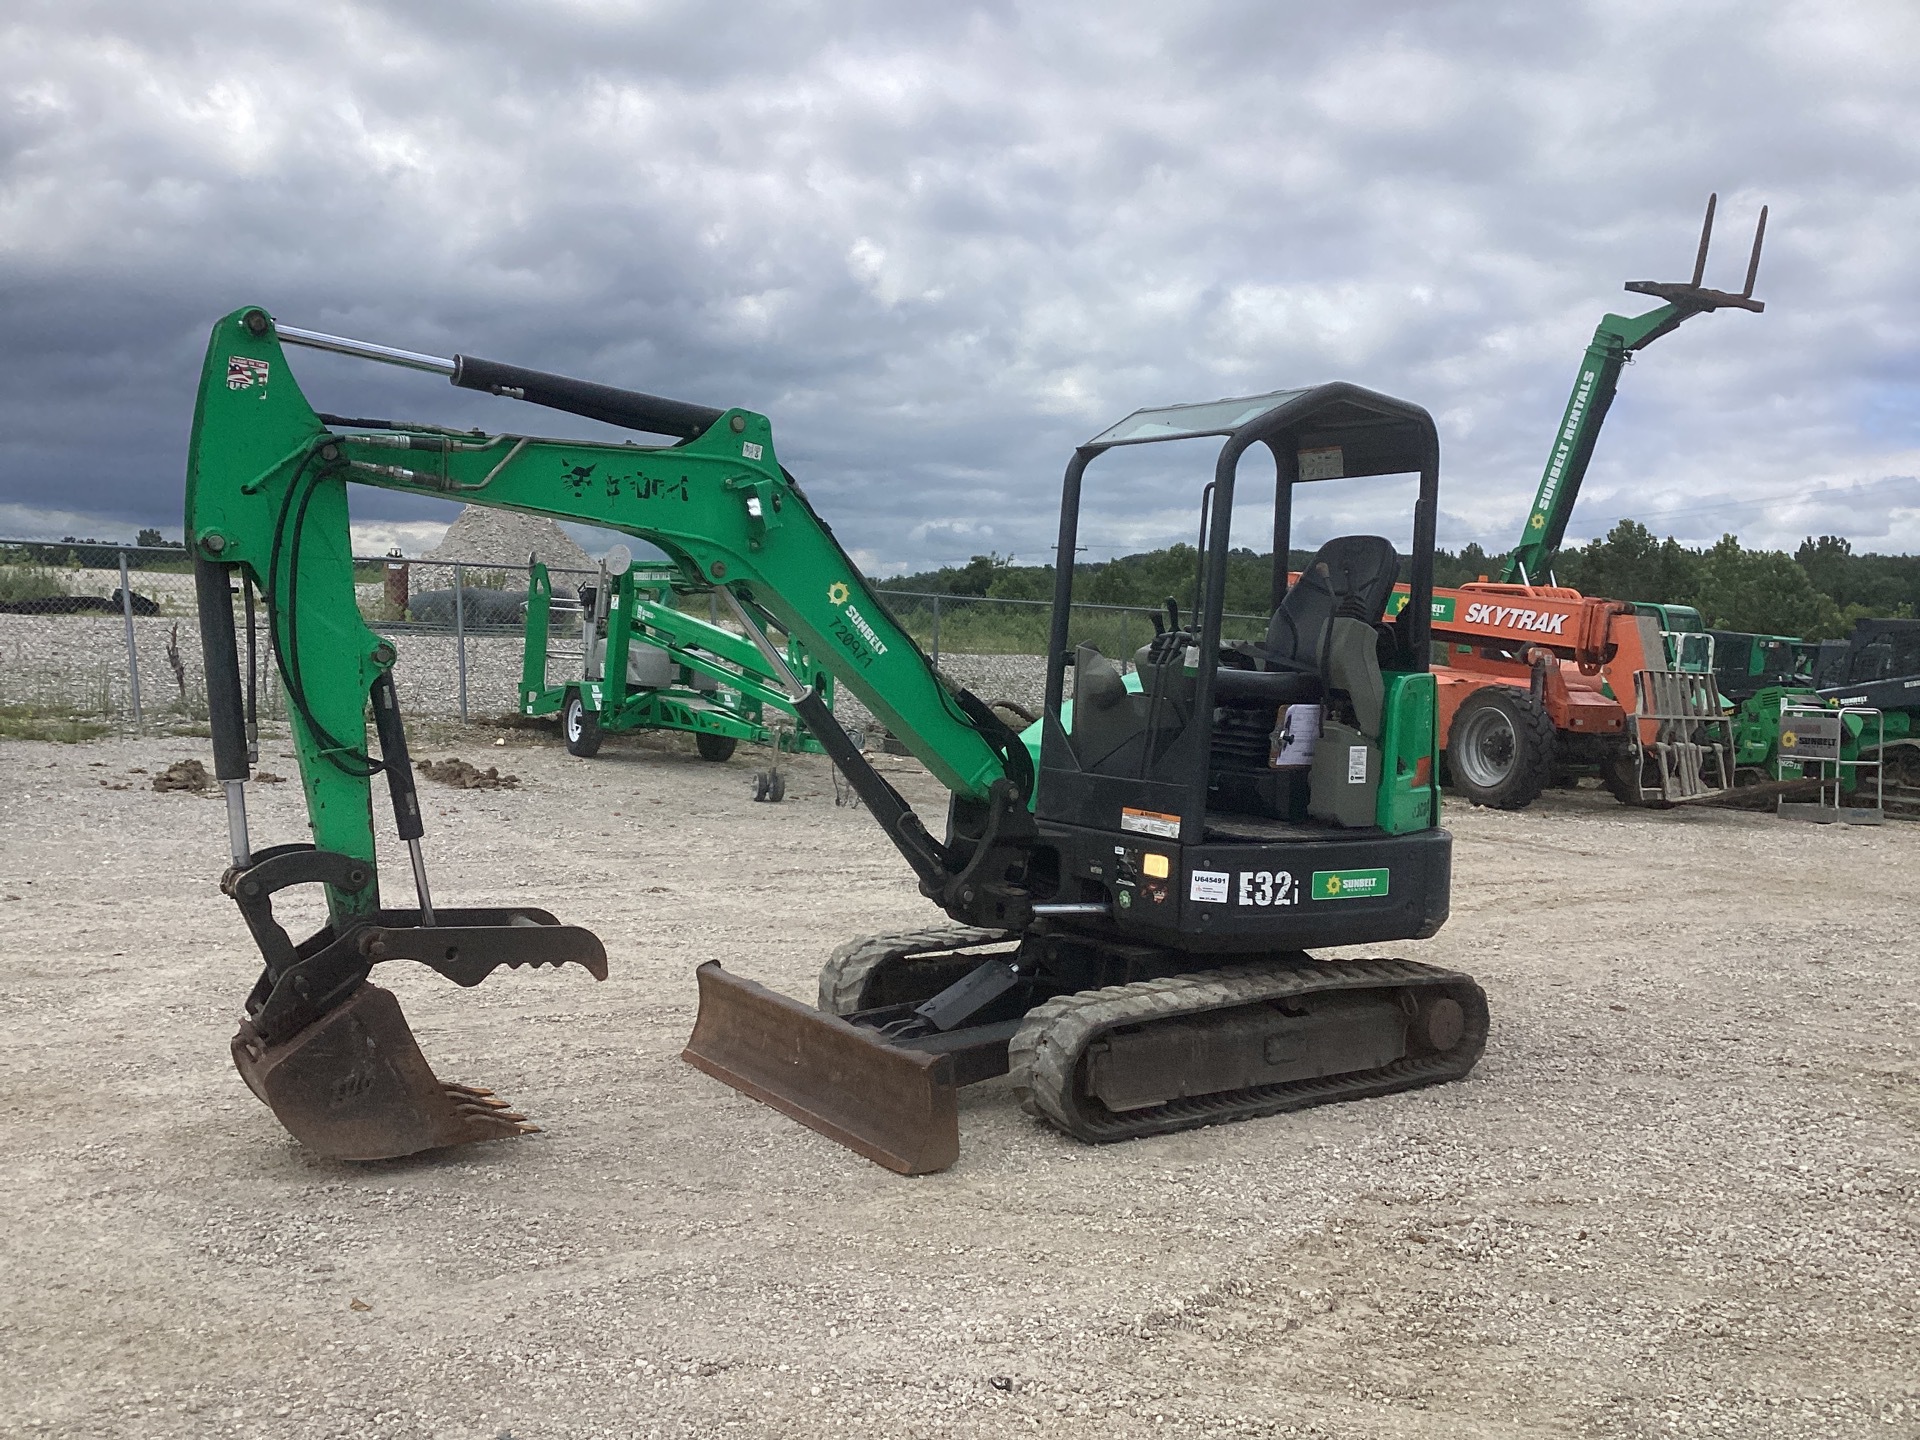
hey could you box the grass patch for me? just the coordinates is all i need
[0,703,111,742]
[0,564,67,604]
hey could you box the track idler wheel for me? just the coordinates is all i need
[232,981,536,1162]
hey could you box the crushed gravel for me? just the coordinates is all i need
[1,728,1915,1439]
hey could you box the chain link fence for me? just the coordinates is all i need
[0,539,1267,739]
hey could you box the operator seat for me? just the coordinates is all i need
[1211,534,1400,721]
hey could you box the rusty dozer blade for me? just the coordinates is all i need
[681,961,959,1175]
[233,980,542,1162]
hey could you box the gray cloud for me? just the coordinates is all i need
[3,0,1917,573]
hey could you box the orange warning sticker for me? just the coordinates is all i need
[1119,807,1181,840]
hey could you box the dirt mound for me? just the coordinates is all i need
[151,759,209,792]
[422,506,595,574]
[416,757,520,790]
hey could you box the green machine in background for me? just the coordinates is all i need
[1719,621,1920,798]
[519,550,833,796]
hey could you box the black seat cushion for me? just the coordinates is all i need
[1212,666,1324,706]
[1263,536,1400,671]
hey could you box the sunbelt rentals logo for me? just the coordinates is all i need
[1312,867,1389,901]
[827,580,888,661]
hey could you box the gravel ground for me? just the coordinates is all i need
[2,727,1916,1440]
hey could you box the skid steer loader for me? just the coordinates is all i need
[186,307,1483,1172]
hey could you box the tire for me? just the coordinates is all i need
[1601,747,1673,810]
[1446,686,1554,810]
[562,693,603,758]
[766,771,786,803]
[695,733,737,763]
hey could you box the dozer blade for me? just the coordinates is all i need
[681,961,959,1175]
[232,981,538,1162]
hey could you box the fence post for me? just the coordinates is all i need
[118,550,143,726]
[930,595,941,668]
[454,562,469,721]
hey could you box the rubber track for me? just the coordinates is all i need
[818,925,1014,1014]
[1009,957,1489,1144]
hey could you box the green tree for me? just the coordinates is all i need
[1694,535,1842,637]
[1556,520,1702,604]
[1795,534,1852,604]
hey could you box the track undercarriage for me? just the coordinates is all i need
[684,926,1488,1173]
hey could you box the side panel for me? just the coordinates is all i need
[1035,822,1452,952]
[1375,671,1438,834]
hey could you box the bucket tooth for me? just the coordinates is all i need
[681,961,960,1175]
[232,981,537,1161]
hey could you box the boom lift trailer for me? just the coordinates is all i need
[187,308,1483,1174]
[519,554,833,789]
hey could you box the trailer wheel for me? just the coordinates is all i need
[562,693,603,758]
[1446,687,1554,810]
[695,733,737,764]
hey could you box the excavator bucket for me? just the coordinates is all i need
[681,961,960,1175]
[232,981,541,1162]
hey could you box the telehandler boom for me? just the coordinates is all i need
[187,307,1484,1172]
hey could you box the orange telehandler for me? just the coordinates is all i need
[1413,196,1766,810]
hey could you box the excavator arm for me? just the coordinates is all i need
[186,306,1033,1160]
[1501,194,1766,585]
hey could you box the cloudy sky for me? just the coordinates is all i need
[3,0,1917,574]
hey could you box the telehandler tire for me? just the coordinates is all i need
[1446,686,1554,810]
[1601,748,1674,809]
[695,733,738,763]
[562,693,604,758]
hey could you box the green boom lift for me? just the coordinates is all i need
[188,306,1482,1174]
[519,552,833,794]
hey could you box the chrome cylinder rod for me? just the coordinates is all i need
[405,837,437,928]
[274,324,456,377]
[717,588,808,700]
[222,779,252,871]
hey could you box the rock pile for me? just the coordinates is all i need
[423,506,596,574]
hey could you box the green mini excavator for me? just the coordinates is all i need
[187,307,1484,1173]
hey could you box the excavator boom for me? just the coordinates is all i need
[187,307,1030,1160]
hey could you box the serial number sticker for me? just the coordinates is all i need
[1312,868,1390,901]
[742,440,764,460]
[1347,745,1368,784]
[1189,869,1230,904]
[1120,806,1181,839]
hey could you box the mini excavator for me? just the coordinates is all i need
[187,307,1485,1173]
